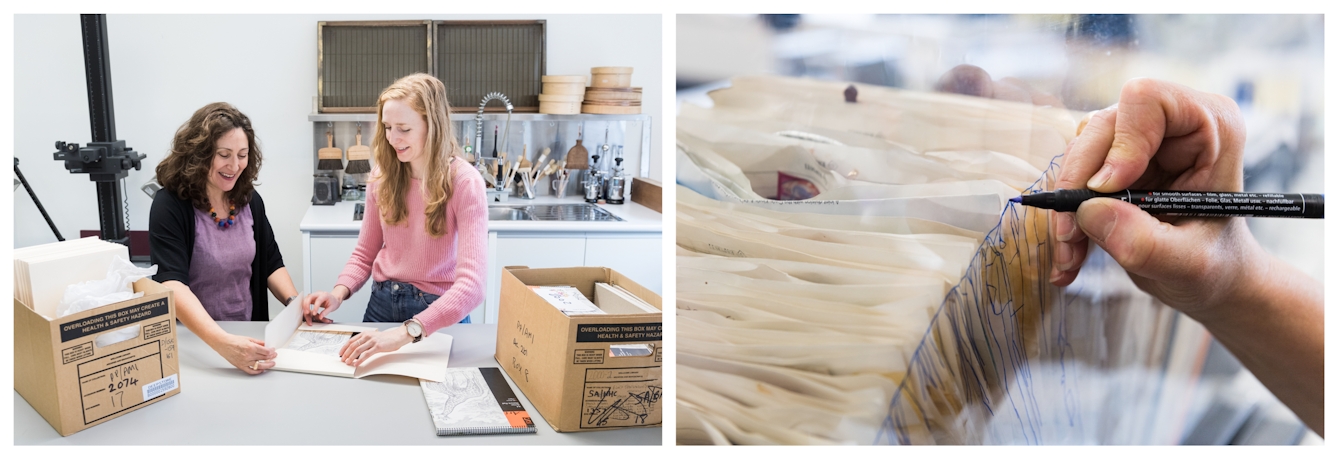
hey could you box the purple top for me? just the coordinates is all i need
[188,204,255,321]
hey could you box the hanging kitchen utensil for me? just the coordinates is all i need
[317,124,344,171]
[565,124,589,170]
[344,123,372,174]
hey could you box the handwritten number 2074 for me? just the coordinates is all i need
[107,377,139,393]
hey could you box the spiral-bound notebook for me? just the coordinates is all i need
[420,368,536,436]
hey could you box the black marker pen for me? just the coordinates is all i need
[1011,189,1324,219]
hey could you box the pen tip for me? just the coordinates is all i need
[1008,196,1022,203]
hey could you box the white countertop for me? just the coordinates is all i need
[14,322,660,445]
[299,195,662,234]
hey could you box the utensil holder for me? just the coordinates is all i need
[552,176,570,199]
[519,173,537,199]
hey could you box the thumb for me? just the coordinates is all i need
[1074,198,1194,279]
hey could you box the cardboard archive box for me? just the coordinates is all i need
[495,267,663,432]
[15,278,182,436]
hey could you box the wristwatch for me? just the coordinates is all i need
[403,318,424,343]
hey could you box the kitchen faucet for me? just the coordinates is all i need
[474,92,513,161]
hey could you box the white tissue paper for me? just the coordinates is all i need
[58,257,158,348]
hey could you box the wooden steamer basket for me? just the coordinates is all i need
[581,99,641,115]
[590,66,633,88]
[541,75,587,96]
[584,86,642,102]
[539,75,587,114]
[538,94,583,115]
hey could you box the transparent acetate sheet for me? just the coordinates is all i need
[676,75,1207,445]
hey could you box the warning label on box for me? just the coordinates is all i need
[77,341,165,425]
[60,298,169,343]
[142,319,171,340]
[573,349,604,365]
[580,366,662,429]
[62,342,95,365]
[575,323,662,343]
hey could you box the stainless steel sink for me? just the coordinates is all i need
[487,203,622,222]
[488,207,530,221]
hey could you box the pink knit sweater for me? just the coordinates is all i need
[336,158,488,335]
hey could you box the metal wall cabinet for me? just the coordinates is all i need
[318,20,546,113]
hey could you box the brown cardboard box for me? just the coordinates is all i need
[15,278,181,436]
[495,266,663,432]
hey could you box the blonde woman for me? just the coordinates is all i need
[303,74,487,366]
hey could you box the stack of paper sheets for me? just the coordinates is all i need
[675,75,1077,445]
[14,237,130,319]
[530,286,606,316]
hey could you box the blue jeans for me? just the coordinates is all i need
[364,280,471,324]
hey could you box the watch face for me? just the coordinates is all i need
[407,321,423,336]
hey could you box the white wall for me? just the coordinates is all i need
[12,14,663,314]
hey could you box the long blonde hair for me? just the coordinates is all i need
[371,73,460,238]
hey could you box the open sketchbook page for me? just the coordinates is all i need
[266,303,453,381]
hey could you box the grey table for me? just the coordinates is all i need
[14,322,662,445]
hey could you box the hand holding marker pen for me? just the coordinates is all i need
[1013,189,1324,219]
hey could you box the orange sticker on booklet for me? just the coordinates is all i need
[506,411,535,429]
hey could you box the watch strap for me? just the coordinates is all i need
[403,318,424,343]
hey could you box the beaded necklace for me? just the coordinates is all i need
[210,202,237,229]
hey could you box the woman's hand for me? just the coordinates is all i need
[302,288,347,325]
[1049,79,1252,317]
[211,334,278,375]
[338,325,413,367]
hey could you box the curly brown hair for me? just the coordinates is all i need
[156,102,263,212]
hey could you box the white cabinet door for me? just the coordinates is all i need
[307,236,372,324]
[584,235,662,295]
[486,234,587,324]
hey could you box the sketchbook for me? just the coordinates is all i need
[420,368,536,435]
[265,301,452,382]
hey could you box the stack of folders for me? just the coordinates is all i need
[529,286,604,316]
[530,283,659,317]
[420,368,536,436]
[592,282,660,314]
[675,75,1079,444]
[14,237,130,319]
[678,76,1209,445]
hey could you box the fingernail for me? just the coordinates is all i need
[1055,241,1075,271]
[1054,212,1076,242]
[1077,201,1118,244]
[1087,165,1113,190]
[1049,267,1063,284]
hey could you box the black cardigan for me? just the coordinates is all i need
[148,190,285,321]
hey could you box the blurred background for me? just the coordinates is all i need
[677,14,1323,445]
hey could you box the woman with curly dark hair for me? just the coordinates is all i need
[149,102,299,375]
